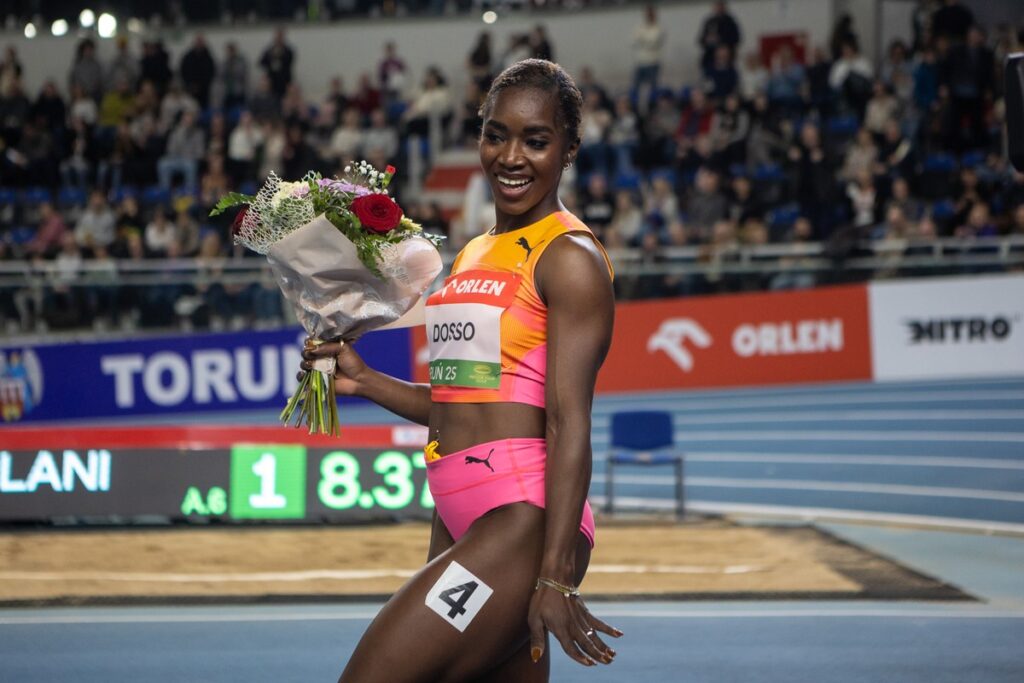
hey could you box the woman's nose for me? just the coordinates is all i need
[498,140,525,168]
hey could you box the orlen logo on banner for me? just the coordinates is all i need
[600,285,871,392]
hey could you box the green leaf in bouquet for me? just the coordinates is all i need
[209,192,256,217]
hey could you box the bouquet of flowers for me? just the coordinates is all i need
[211,162,444,436]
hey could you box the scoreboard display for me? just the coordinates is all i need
[0,425,434,524]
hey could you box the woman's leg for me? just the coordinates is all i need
[338,503,586,683]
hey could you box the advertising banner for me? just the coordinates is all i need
[0,425,433,524]
[595,285,873,392]
[0,327,412,424]
[868,275,1024,381]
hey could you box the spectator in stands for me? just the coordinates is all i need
[698,1,741,76]
[864,81,900,137]
[32,80,66,137]
[259,120,286,180]
[873,204,913,241]
[805,46,835,117]
[96,122,135,190]
[953,166,987,227]
[710,93,749,166]
[329,107,365,167]
[158,110,206,190]
[632,4,665,109]
[878,119,914,178]
[955,201,997,238]
[686,166,730,241]
[830,14,858,61]
[44,233,85,328]
[841,127,879,182]
[402,66,452,138]
[180,34,216,109]
[141,40,173,97]
[144,206,177,257]
[607,190,644,248]
[378,41,408,107]
[0,46,22,95]
[738,51,768,103]
[26,202,68,260]
[1010,204,1024,236]
[68,39,103,103]
[881,40,914,104]
[745,92,786,167]
[75,190,116,252]
[107,36,139,92]
[788,121,836,237]
[363,107,399,162]
[260,28,295,99]
[60,115,94,190]
[529,24,555,62]
[175,206,201,256]
[941,25,994,152]
[350,74,381,119]
[766,45,805,118]
[281,82,310,127]
[676,87,715,148]
[281,122,319,179]
[608,95,640,174]
[200,154,231,209]
[220,42,249,111]
[580,174,615,239]
[98,76,136,130]
[160,81,200,133]
[705,45,739,100]
[912,45,940,113]
[323,76,348,124]
[847,169,878,228]
[578,89,613,177]
[226,110,262,183]
[932,0,973,45]
[886,176,923,222]
[248,74,281,124]
[467,32,493,91]
[456,81,485,147]
[771,215,817,290]
[644,173,680,226]
[727,174,762,225]
[499,34,532,71]
[112,196,143,258]
[0,76,31,147]
[577,67,613,113]
[829,38,874,117]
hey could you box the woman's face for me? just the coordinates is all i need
[479,87,575,231]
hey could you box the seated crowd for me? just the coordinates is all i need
[0,1,1022,332]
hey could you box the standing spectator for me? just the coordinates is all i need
[350,74,381,119]
[881,40,914,104]
[98,77,136,129]
[402,67,452,138]
[805,46,835,117]
[226,110,263,182]
[829,39,873,117]
[632,4,665,110]
[180,34,216,109]
[710,93,749,165]
[158,110,206,190]
[32,80,66,135]
[68,39,104,103]
[220,42,249,110]
[578,90,613,176]
[788,122,836,237]
[378,41,407,106]
[467,32,493,90]
[60,115,94,190]
[259,120,286,180]
[846,169,878,228]
[0,77,31,146]
[766,45,806,117]
[75,190,117,252]
[329,107,365,166]
[248,74,280,123]
[941,25,994,152]
[107,37,139,91]
[864,81,900,137]
[500,34,532,71]
[260,28,295,99]
[829,14,858,61]
[456,81,485,146]
[0,46,23,95]
[705,45,739,100]
[698,1,741,76]
[159,81,200,133]
[140,40,173,97]
[608,95,640,174]
[932,0,974,45]
[529,25,554,62]
[912,46,940,113]
[281,122,318,180]
[26,202,68,260]
[323,76,349,124]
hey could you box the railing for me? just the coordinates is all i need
[2,236,1022,337]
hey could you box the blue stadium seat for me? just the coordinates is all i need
[0,187,18,206]
[603,411,685,518]
[110,185,139,203]
[960,150,985,169]
[923,153,957,173]
[826,115,859,136]
[142,185,171,207]
[931,199,955,220]
[22,187,52,205]
[9,226,35,244]
[728,163,748,178]
[238,180,258,196]
[768,203,801,230]
[753,163,785,181]
[58,186,87,208]
[612,172,642,191]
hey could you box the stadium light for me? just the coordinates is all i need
[97,13,117,38]
[51,19,69,36]
[79,9,95,28]
[24,22,37,38]
[482,10,497,24]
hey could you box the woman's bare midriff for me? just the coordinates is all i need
[430,402,546,455]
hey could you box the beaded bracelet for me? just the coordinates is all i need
[535,577,581,598]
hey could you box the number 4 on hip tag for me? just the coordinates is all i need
[425,561,494,632]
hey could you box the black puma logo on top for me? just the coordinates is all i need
[465,449,495,473]
[516,237,544,262]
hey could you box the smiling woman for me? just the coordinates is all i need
[303,59,619,683]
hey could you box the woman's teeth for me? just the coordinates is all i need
[498,176,531,187]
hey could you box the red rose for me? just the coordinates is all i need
[351,194,403,234]
[230,207,249,237]
[385,165,396,176]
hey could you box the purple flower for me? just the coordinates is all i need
[317,178,371,196]
[292,185,311,198]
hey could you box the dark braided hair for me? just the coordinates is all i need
[479,59,583,147]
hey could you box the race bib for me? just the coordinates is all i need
[425,270,519,389]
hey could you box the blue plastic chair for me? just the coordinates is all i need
[604,411,685,518]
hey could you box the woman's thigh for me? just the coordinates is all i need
[337,502,548,683]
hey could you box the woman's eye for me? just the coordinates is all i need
[484,132,502,143]
[527,139,549,149]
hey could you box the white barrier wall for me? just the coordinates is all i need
[868,275,1024,382]
[6,0,834,99]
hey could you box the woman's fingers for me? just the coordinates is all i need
[550,622,595,667]
[301,341,344,360]
[573,621,612,664]
[582,603,624,638]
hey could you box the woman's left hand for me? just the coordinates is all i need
[527,582,622,667]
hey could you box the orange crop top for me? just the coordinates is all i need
[425,211,613,408]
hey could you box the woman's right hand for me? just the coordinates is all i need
[299,338,369,397]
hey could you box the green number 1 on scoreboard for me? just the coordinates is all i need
[230,445,307,519]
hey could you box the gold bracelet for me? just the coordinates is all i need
[535,577,580,598]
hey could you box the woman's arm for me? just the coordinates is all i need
[302,340,432,426]
[527,233,620,667]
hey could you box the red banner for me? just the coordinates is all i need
[412,284,872,392]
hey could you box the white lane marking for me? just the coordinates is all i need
[595,389,1024,413]
[590,497,1024,535]
[591,431,1024,443]
[0,564,764,584]
[675,453,1024,470]
[2,609,1023,626]
[666,410,1024,424]
[593,475,1024,503]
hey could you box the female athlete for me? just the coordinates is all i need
[303,58,620,682]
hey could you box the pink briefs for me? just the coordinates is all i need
[425,437,596,547]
